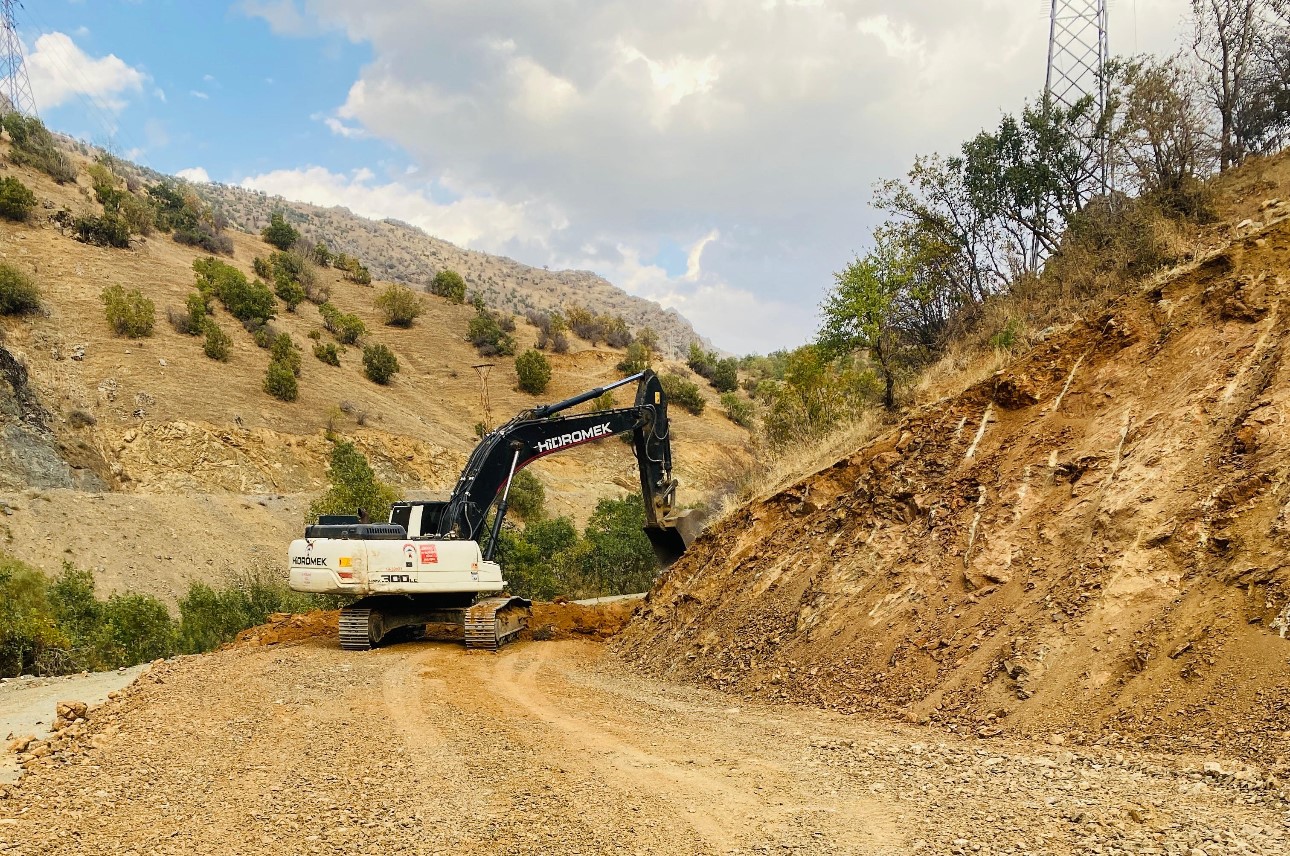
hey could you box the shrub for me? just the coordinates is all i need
[174,224,233,255]
[194,258,276,324]
[176,567,331,655]
[616,341,650,376]
[661,373,705,415]
[1,113,76,183]
[270,333,302,377]
[261,211,299,251]
[319,302,365,344]
[264,359,299,401]
[506,469,545,520]
[429,269,467,303]
[515,349,552,394]
[334,253,371,285]
[711,358,739,393]
[720,392,755,428]
[73,214,131,248]
[98,594,175,665]
[274,275,306,311]
[307,440,401,523]
[168,291,209,335]
[362,343,399,384]
[687,342,718,379]
[0,262,41,315]
[203,321,232,361]
[314,341,341,366]
[467,307,516,356]
[310,242,333,267]
[0,176,36,221]
[550,331,570,354]
[100,285,155,338]
[374,283,423,327]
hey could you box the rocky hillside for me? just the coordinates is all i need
[618,162,1290,764]
[180,181,705,357]
[0,138,751,602]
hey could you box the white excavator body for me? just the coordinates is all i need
[288,533,504,598]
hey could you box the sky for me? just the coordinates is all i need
[21,1,1193,354]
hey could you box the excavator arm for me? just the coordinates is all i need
[391,369,696,567]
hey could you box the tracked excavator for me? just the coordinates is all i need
[287,369,699,651]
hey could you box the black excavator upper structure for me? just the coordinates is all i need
[386,369,697,566]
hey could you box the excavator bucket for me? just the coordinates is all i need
[644,509,705,568]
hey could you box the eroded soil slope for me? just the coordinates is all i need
[618,209,1290,762]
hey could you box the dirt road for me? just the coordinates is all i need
[1,639,1286,855]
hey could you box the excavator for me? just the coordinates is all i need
[287,369,699,651]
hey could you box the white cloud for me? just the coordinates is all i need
[177,167,212,184]
[153,87,167,103]
[25,32,146,112]
[251,1,1189,351]
[323,116,366,138]
[189,90,209,100]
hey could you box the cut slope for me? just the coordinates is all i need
[618,207,1290,762]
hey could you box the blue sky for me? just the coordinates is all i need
[18,1,1190,353]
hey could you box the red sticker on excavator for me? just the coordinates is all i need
[420,544,438,564]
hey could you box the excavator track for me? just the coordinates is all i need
[339,607,377,651]
[464,597,531,651]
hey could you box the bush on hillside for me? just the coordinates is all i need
[264,359,299,401]
[515,349,552,394]
[174,223,234,255]
[270,333,302,377]
[168,291,209,335]
[73,213,131,248]
[374,283,423,327]
[720,392,755,428]
[313,341,341,366]
[100,285,155,338]
[566,306,631,346]
[711,358,739,393]
[319,303,366,344]
[194,258,277,324]
[203,321,232,361]
[616,342,650,376]
[334,252,372,285]
[660,373,705,415]
[0,262,41,316]
[467,306,517,356]
[261,211,300,251]
[429,269,467,303]
[1,113,76,183]
[0,176,36,221]
[506,469,545,521]
[362,343,399,384]
[274,275,306,311]
[306,440,401,524]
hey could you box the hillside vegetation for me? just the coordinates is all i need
[0,127,752,604]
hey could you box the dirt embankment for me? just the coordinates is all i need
[618,211,1290,765]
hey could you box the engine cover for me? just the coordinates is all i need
[288,537,505,597]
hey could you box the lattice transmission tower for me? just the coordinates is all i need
[1045,0,1109,196]
[0,0,36,117]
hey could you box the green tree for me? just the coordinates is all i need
[270,333,303,377]
[307,440,401,523]
[430,269,467,303]
[506,469,546,520]
[264,359,299,401]
[616,341,651,376]
[319,303,366,344]
[660,373,705,415]
[0,176,36,221]
[720,392,755,428]
[363,343,399,384]
[819,236,919,410]
[313,341,341,366]
[261,211,300,251]
[203,321,232,362]
[0,113,76,183]
[515,349,552,394]
[711,358,739,392]
[101,285,156,338]
[374,283,424,327]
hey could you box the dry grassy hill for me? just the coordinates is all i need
[618,154,1290,767]
[179,181,706,357]
[0,140,752,602]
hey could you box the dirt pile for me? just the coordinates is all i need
[234,611,341,646]
[529,598,641,640]
[618,210,1290,764]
